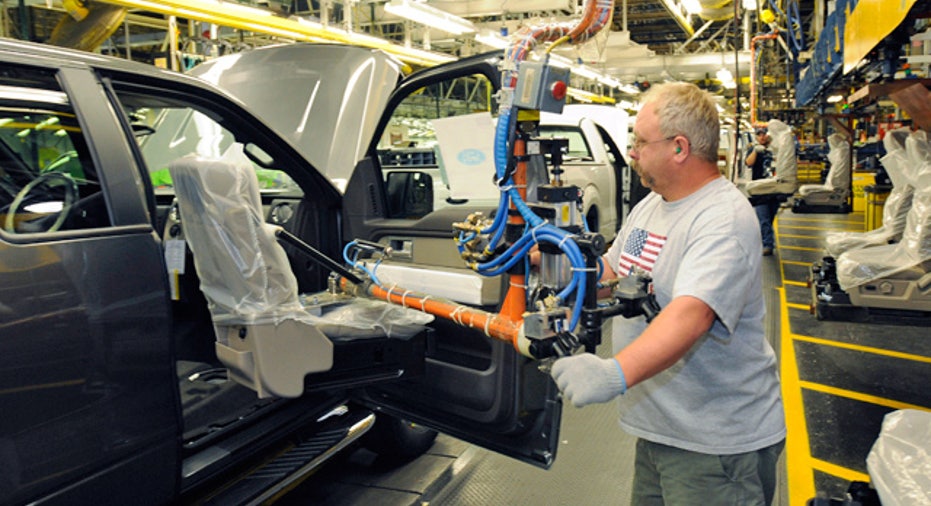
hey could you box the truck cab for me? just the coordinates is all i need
[0,40,564,505]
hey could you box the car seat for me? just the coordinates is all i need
[169,149,335,398]
[741,119,798,198]
[793,133,852,212]
[824,128,916,257]
[833,132,931,312]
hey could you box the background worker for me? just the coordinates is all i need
[550,82,786,505]
[745,127,779,256]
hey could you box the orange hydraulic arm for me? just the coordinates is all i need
[340,277,524,351]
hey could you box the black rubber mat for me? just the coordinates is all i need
[802,388,893,474]
[785,284,812,306]
[788,306,931,356]
[794,340,931,407]
[778,235,830,249]
[782,263,815,283]
[814,469,854,500]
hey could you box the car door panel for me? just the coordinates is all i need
[0,63,177,504]
[345,53,563,469]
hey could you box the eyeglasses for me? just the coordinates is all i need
[629,134,677,152]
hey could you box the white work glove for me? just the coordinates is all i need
[550,353,627,408]
[753,144,767,154]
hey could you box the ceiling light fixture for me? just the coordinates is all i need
[98,0,456,67]
[826,94,844,103]
[384,0,477,35]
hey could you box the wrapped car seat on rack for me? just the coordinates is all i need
[793,133,852,213]
[740,119,798,198]
[823,128,915,257]
[810,129,931,322]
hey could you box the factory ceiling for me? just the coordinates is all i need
[2,0,814,99]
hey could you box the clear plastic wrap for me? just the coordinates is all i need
[307,297,434,339]
[825,127,915,257]
[826,133,852,190]
[743,119,798,195]
[170,145,306,325]
[169,145,433,337]
[836,131,931,290]
[866,409,931,506]
[769,118,798,183]
[799,133,850,196]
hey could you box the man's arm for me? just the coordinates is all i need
[614,295,715,388]
[551,294,717,407]
[745,146,759,167]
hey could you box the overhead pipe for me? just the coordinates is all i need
[750,30,779,125]
[505,0,614,80]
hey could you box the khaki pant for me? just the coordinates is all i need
[631,438,785,506]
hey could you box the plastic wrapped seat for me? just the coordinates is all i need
[795,133,851,209]
[169,147,336,398]
[742,119,798,196]
[825,128,915,257]
[169,146,431,398]
[866,409,931,506]
[834,132,931,311]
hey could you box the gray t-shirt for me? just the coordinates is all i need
[605,176,785,454]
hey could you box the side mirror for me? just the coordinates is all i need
[386,170,433,219]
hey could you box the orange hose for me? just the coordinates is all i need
[750,32,779,125]
[341,278,523,348]
[499,137,527,324]
[567,0,602,41]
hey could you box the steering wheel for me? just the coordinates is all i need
[4,172,79,233]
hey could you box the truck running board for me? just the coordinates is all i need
[200,409,375,506]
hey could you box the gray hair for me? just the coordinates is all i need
[641,82,720,164]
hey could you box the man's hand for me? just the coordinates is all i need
[550,353,627,407]
[753,144,767,154]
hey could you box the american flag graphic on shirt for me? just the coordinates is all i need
[617,227,667,275]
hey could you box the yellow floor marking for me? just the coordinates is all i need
[792,333,931,365]
[779,217,864,226]
[784,280,807,287]
[782,260,814,267]
[779,245,824,252]
[786,302,809,311]
[778,224,857,231]
[778,287,817,505]
[800,381,931,412]
[780,233,824,240]
[811,458,871,484]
